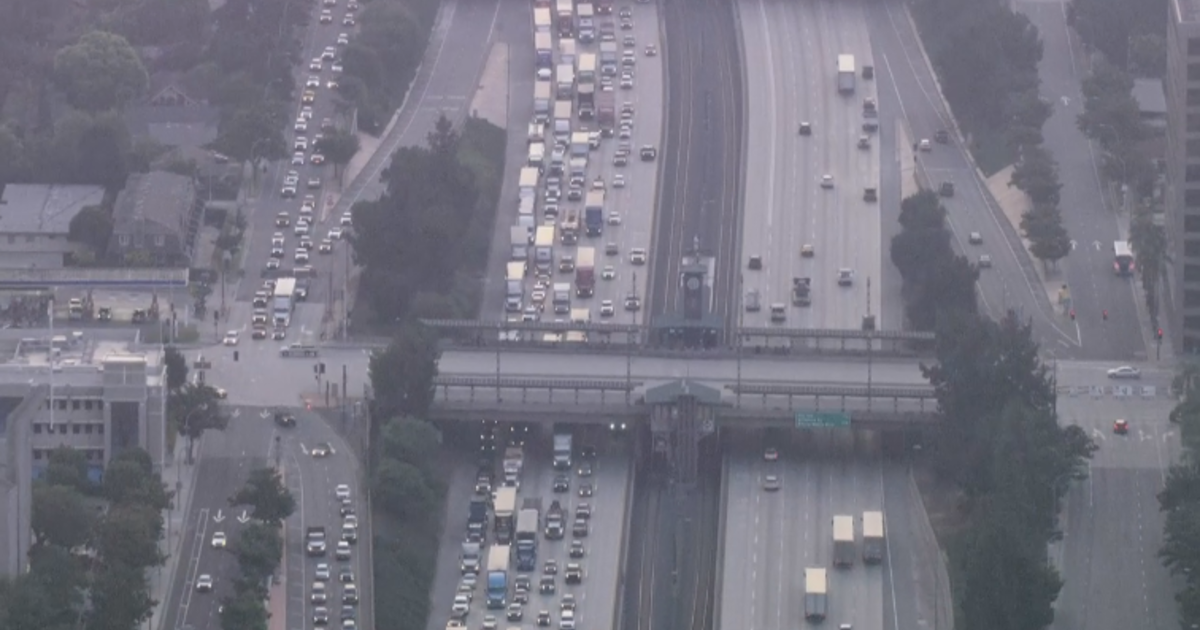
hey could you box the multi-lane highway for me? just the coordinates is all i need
[720,436,889,630]
[1015,1,1146,360]
[281,409,372,630]
[650,0,743,330]
[1053,387,1178,630]
[862,0,1076,353]
[738,0,882,331]
[422,429,630,630]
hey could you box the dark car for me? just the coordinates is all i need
[251,327,268,340]
[578,483,593,497]
[539,576,555,594]
[274,411,296,428]
[312,442,332,458]
[552,475,570,493]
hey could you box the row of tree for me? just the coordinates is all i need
[913,0,1071,269]
[349,115,506,326]
[889,188,1098,625]
[1076,58,1166,326]
[890,190,979,330]
[222,467,296,630]
[0,446,172,630]
[367,326,447,630]
[1157,364,1200,627]
[1068,0,1167,77]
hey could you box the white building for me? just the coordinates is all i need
[0,184,106,269]
[0,333,166,577]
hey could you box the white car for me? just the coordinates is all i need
[316,563,331,581]
[291,152,306,166]
[608,211,622,225]
[306,75,321,88]
[322,46,337,61]
[821,174,834,188]
[294,137,308,151]
[294,119,308,132]
[331,63,344,73]
[1106,366,1142,379]
[329,227,344,240]
[335,484,352,500]
[295,249,310,264]
[337,33,350,45]
[211,531,227,548]
[340,213,353,227]
[629,248,647,265]
[196,574,214,592]
[222,331,239,346]
[601,266,616,280]
[613,174,626,188]
[600,300,615,317]
[310,59,323,71]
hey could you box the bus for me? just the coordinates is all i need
[1113,241,1135,276]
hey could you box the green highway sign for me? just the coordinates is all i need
[795,412,851,428]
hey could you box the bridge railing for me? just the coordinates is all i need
[433,375,641,405]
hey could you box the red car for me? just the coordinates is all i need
[1113,419,1129,435]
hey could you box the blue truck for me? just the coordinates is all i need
[515,499,541,571]
[486,545,510,609]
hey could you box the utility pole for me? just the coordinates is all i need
[736,274,744,405]
[626,272,638,403]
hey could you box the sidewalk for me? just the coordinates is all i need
[469,42,510,129]
[984,166,1066,313]
[149,439,201,630]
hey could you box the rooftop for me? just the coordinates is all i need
[0,330,160,388]
[1133,78,1166,115]
[112,171,195,236]
[0,184,106,235]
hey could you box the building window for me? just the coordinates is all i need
[72,424,81,434]
[1191,38,1200,57]
[1188,191,1200,211]
[33,423,42,434]
[97,400,104,410]
[1188,240,1200,257]
[1189,64,1200,82]
[84,400,93,410]
[119,234,130,246]
[72,399,80,410]
[57,399,67,410]
[97,424,104,435]
[1189,166,1200,183]
[24,235,32,243]
[1186,264,1200,282]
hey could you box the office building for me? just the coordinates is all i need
[0,333,166,576]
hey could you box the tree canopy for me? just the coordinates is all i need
[1158,361,1200,628]
[889,191,979,330]
[53,31,148,113]
[229,467,295,527]
[368,323,441,423]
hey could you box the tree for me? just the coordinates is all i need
[169,383,229,463]
[317,129,360,183]
[368,323,440,422]
[1130,203,1167,323]
[1077,60,1145,165]
[53,31,148,112]
[164,345,189,391]
[31,484,93,550]
[1028,212,1073,269]
[94,503,164,568]
[235,521,283,581]
[220,585,270,630]
[85,562,155,630]
[229,467,296,526]
[0,125,30,185]
[380,416,442,477]
[43,446,92,494]
[0,570,74,630]
[26,545,87,614]
[1068,0,1168,69]
[210,101,288,166]
[898,190,946,231]
[958,505,1063,630]
[101,456,172,511]
[373,458,434,521]
[1009,145,1062,205]
[69,206,114,255]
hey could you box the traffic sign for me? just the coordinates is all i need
[795,412,851,428]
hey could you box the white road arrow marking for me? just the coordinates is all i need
[1092,240,1101,251]
[237,510,250,524]
[1164,431,1176,442]
[300,443,309,456]
[232,408,241,418]
[259,410,271,419]
[213,509,225,523]
[1069,240,1077,250]
[1061,96,1070,107]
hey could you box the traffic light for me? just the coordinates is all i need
[1069,309,1076,321]
[1158,328,1164,340]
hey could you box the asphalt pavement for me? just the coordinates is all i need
[736,0,882,331]
[422,429,630,630]
[1014,1,1148,361]
[863,0,1076,352]
[281,408,372,630]
[159,405,282,630]
[650,0,743,330]
[1052,389,1179,630]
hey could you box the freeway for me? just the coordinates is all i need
[280,408,371,630]
[737,0,882,331]
[1053,387,1180,630]
[720,437,888,630]
[650,0,743,332]
[160,406,280,630]
[863,0,1076,353]
[1015,2,1146,360]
